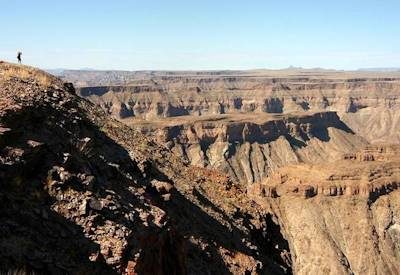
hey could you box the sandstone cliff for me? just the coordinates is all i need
[249,145,400,274]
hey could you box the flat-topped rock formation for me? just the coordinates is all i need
[249,145,400,199]
[344,144,400,161]
[74,75,400,121]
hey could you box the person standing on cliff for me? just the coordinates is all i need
[17,51,22,64]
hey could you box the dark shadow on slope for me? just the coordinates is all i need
[126,150,289,273]
[285,135,307,149]
[230,208,293,275]
[251,214,292,273]
[165,191,287,274]
[224,112,355,148]
[0,93,288,274]
[0,137,115,274]
[0,101,170,273]
[286,112,356,147]
[79,86,114,97]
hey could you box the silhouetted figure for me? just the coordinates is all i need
[17,51,22,64]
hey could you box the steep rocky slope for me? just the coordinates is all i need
[0,62,291,274]
[341,107,400,143]
[249,145,400,274]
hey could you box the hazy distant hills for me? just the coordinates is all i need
[357,67,400,72]
[46,67,400,78]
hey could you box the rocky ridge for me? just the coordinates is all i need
[0,62,291,274]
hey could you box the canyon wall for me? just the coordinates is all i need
[249,145,400,274]
[136,112,367,183]
[73,75,400,146]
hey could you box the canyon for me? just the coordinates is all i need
[61,69,400,184]
[1,63,400,275]
[61,69,400,274]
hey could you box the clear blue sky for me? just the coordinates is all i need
[1,0,399,70]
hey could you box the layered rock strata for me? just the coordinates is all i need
[249,145,400,274]
[65,71,400,145]
[132,111,367,183]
